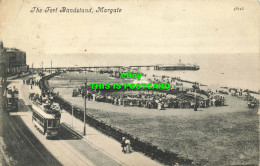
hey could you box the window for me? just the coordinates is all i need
[48,120,53,127]
[53,119,60,127]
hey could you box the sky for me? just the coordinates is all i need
[0,0,259,67]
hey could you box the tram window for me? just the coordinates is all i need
[44,120,47,127]
[53,120,60,127]
[53,120,56,127]
[48,120,53,127]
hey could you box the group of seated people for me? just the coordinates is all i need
[72,87,225,110]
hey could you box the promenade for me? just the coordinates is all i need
[15,77,163,166]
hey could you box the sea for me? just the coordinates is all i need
[39,53,260,92]
[136,54,260,92]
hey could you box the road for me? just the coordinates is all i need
[1,82,61,166]
[14,78,123,166]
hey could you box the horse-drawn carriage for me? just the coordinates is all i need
[72,88,84,97]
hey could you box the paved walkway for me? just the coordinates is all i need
[61,112,161,166]
[16,78,162,166]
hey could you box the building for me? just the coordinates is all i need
[0,41,29,81]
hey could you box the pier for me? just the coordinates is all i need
[29,65,159,73]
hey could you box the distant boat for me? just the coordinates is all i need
[155,59,200,71]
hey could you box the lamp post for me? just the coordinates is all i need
[83,79,87,135]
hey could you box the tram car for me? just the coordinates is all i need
[4,86,19,112]
[32,104,61,139]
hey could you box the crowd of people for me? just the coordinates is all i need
[29,88,61,116]
[68,70,229,110]
[23,77,40,89]
[229,88,258,108]
[72,86,225,110]
[62,71,258,111]
[25,74,61,116]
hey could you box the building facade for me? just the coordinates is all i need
[0,41,29,80]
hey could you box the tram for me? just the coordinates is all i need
[32,104,61,139]
[4,86,19,112]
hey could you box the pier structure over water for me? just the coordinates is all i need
[29,65,160,73]
[28,64,184,73]
[29,59,200,73]
[30,66,124,73]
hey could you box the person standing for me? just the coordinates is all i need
[121,137,126,153]
[93,93,96,101]
[118,98,121,105]
[194,102,198,111]
[125,138,131,153]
